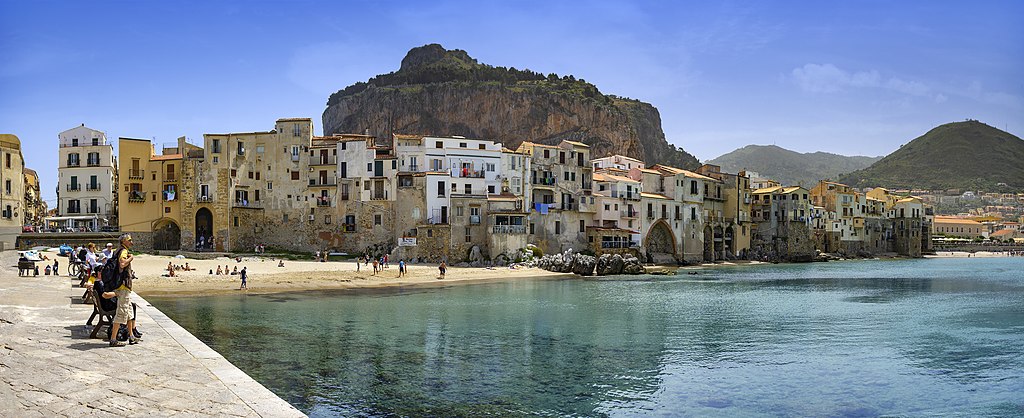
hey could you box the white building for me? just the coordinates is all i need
[57,124,117,228]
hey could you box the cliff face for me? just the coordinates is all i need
[323,44,699,169]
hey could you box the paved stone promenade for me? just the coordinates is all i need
[0,251,305,417]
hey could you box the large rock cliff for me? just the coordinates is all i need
[323,44,699,169]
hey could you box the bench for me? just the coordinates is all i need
[18,260,36,276]
[88,287,116,339]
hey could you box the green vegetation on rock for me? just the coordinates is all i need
[840,120,1024,191]
[708,145,880,187]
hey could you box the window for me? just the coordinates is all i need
[564,172,570,181]
[4,179,10,195]
[233,217,239,227]
[72,138,79,147]
[436,141,443,149]
[464,184,472,194]
[248,171,254,179]
[255,190,260,201]
[291,171,300,180]
[4,153,9,168]
[324,215,331,225]
[530,223,535,234]
[367,163,372,172]
[488,185,495,194]
[456,206,464,216]
[465,227,472,242]
[691,207,697,220]
[437,181,446,197]
[256,172,261,180]
[231,169,237,177]
[478,144,485,150]
[690,180,698,194]
[459,142,467,148]
[212,139,221,153]
[340,162,347,178]
[237,142,245,155]
[579,220,585,233]
[555,221,561,234]
[293,123,301,137]
[374,214,382,225]
[267,182,272,190]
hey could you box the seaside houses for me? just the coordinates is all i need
[0,134,26,248]
[117,137,196,251]
[749,185,815,261]
[23,168,46,230]
[518,141,593,256]
[933,216,985,238]
[54,124,117,231]
[695,164,753,261]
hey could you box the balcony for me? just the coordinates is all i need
[559,203,574,211]
[233,200,262,209]
[342,223,356,233]
[127,191,146,203]
[621,209,638,218]
[427,217,448,225]
[67,207,81,214]
[316,198,332,207]
[163,173,177,182]
[197,194,214,203]
[87,184,101,191]
[370,191,389,200]
[582,182,592,190]
[456,169,486,178]
[66,185,81,192]
[646,213,656,220]
[405,164,419,172]
[308,178,337,187]
[532,177,556,186]
[128,169,144,180]
[674,213,683,220]
[469,215,481,225]
[493,225,526,234]
[611,191,641,200]
[87,159,101,167]
[310,156,337,166]
[601,241,639,249]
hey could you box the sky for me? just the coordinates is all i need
[2,0,1022,208]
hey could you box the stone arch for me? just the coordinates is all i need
[153,218,181,251]
[713,226,724,260]
[195,207,213,245]
[645,220,677,263]
[703,225,715,261]
[724,226,735,257]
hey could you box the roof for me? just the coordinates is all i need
[753,186,783,194]
[991,229,1016,237]
[593,172,638,183]
[0,134,21,149]
[151,154,183,161]
[934,216,982,225]
[640,192,670,200]
[561,140,590,148]
[896,196,922,203]
[276,117,312,122]
[636,168,661,175]
[781,186,808,194]
[486,195,521,201]
[519,141,560,149]
[393,134,424,141]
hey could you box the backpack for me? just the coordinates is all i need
[78,248,88,262]
[101,249,124,292]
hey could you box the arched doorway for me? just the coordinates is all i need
[196,207,213,249]
[724,226,735,258]
[713,226,724,260]
[645,221,677,263]
[703,225,715,261]
[153,219,181,251]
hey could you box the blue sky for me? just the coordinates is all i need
[2,1,1022,207]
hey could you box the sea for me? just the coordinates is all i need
[147,257,1024,417]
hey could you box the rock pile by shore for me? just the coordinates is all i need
[537,250,646,276]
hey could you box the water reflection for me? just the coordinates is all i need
[149,257,1024,417]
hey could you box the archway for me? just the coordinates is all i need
[644,221,677,263]
[724,226,735,258]
[196,207,213,250]
[153,219,181,251]
[703,225,715,261]
[713,226,724,260]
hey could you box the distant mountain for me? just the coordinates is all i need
[840,120,1024,191]
[323,44,700,169]
[708,145,881,187]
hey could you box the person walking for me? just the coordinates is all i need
[239,267,248,290]
[398,259,406,277]
[103,234,140,347]
[372,258,379,275]
[356,256,361,272]
[438,261,446,280]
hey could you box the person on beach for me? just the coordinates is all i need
[53,258,59,277]
[216,265,223,275]
[231,266,238,275]
[278,260,285,267]
[372,258,379,275]
[398,259,406,277]
[383,254,389,269]
[438,261,446,279]
[239,267,247,290]
[103,234,140,347]
[356,257,361,272]
[102,243,114,261]
[167,262,175,277]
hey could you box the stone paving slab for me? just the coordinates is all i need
[0,251,305,417]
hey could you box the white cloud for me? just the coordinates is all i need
[791,63,941,101]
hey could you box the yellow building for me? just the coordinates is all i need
[23,168,46,229]
[0,134,26,249]
[117,137,193,250]
[933,216,984,238]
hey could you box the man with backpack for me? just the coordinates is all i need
[101,234,140,347]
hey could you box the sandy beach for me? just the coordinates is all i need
[81,251,576,297]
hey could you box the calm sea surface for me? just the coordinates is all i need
[147,257,1024,417]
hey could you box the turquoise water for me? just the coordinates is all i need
[148,258,1024,417]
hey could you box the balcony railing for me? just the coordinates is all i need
[128,169,144,180]
[456,169,486,178]
[533,177,556,186]
[233,200,262,209]
[87,184,101,191]
[646,213,656,220]
[127,191,146,202]
[370,192,389,200]
[621,210,638,218]
[469,215,481,225]
[87,160,101,167]
[342,224,356,233]
[66,161,80,167]
[163,173,177,182]
[66,185,81,192]
[611,191,640,200]
[427,217,448,225]
[67,207,81,214]
[406,164,419,172]
[493,225,526,234]
[311,156,337,166]
[316,198,331,207]
[309,178,337,187]
[601,241,639,249]
[197,194,214,203]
